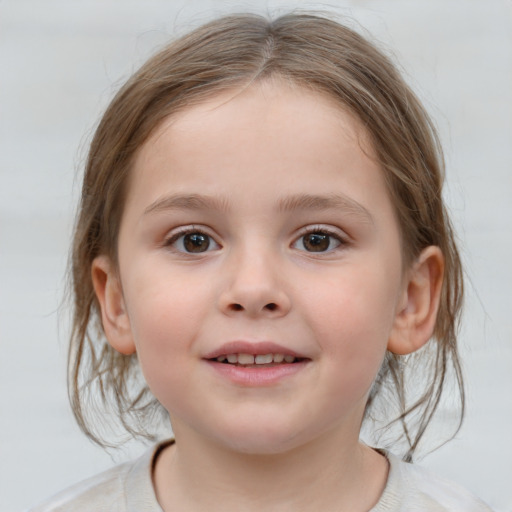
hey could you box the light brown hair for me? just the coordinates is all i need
[69,13,464,459]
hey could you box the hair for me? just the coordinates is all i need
[69,12,464,459]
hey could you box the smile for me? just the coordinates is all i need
[213,353,303,366]
[205,346,310,386]
[203,342,310,385]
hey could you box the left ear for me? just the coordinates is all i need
[388,246,444,355]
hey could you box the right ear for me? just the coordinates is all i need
[91,255,136,355]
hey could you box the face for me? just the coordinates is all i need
[102,82,410,454]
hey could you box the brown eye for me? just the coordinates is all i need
[293,230,342,253]
[167,230,219,254]
[303,233,330,252]
[183,232,210,253]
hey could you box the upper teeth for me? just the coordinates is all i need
[216,353,296,364]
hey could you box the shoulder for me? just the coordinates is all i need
[373,451,494,512]
[27,441,172,512]
[28,462,133,512]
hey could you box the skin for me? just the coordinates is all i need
[92,81,444,511]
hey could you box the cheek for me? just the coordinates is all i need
[308,261,400,339]
[302,264,401,393]
[121,268,207,391]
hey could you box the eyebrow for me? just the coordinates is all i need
[143,192,373,224]
[144,193,230,215]
[277,193,374,224]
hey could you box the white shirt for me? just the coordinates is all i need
[29,440,494,512]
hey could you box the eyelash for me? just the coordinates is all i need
[292,225,348,254]
[163,225,348,254]
[164,226,220,254]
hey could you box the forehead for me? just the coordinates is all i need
[159,80,361,137]
[163,82,372,152]
[129,81,384,201]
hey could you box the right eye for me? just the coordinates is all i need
[166,230,220,254]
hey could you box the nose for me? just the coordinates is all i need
[217,248,291,318]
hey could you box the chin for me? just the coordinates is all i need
[209,420,311,456]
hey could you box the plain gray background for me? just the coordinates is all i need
[1,1,511,510]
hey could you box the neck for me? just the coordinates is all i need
[153,424,389,512]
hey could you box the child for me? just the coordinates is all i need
[31,12,493,511]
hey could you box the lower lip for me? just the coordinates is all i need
[205,360,309,386]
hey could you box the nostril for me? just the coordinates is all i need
[225,302,281,313]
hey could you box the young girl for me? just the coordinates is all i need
[31,12,493,511]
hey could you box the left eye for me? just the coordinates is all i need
[293,231,342,253]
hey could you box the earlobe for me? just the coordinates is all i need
[91,255,136,355]
[387,246,444,355]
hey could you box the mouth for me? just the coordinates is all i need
[203,342,310,385]
[209,353,307,367]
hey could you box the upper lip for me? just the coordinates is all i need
[203,341,306,360]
